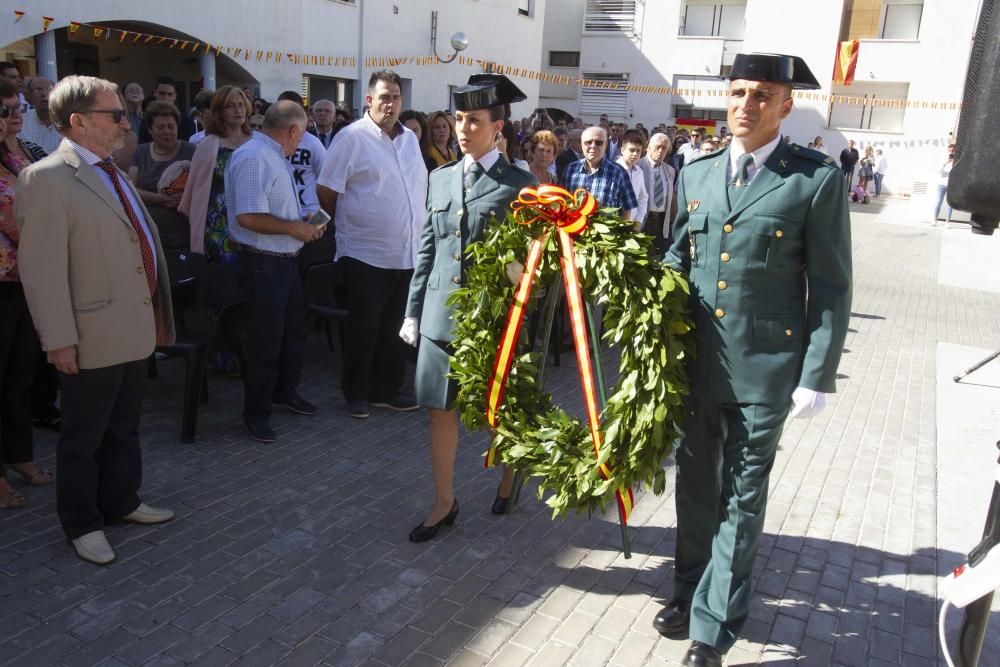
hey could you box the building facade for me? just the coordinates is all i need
[0,0,546,120]
[538,0,980,194]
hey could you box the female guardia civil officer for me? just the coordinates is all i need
[399,74,536,542]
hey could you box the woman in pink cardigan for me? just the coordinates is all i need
[179,86,253,374]
[180,85,253,259]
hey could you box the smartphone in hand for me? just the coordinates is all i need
[307,209,331,233]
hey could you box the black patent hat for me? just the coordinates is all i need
[725,53,821,90]
[453,74,527,112]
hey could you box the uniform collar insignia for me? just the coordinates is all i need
[687,200,700,212]
[778,159,788,169]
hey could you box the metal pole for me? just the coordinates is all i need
[584,298,631,559]
[953,350,1000,382]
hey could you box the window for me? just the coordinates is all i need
[578,72,629,117]
[680,1,746,38]
[518,0,533,18]
[840,0,923,41]
[549,51,581,68]
[673,105,728,121]
[584,0,638,34]
[827,82,909,133]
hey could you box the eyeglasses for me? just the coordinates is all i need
[583,140,605,146]
[249,123,263,130]
[87,109,126,123]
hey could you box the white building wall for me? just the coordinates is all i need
[539,0,977,195]
[0,0,545,119]
[538,0,585,114]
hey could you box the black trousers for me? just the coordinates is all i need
[0,283,38,476]
[643,210,670,255]
[57,359,145,539]
[339,257,412,402]
[238,251,306,420]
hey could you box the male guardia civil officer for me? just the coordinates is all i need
[654,54,852,666]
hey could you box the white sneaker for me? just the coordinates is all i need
[71,530,116,565]
[122,502,175,525]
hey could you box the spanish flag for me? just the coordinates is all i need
[833,40,860,86]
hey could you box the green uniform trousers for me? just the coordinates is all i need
[674,398,790,652]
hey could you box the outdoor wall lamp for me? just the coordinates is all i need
[431,10,469,63]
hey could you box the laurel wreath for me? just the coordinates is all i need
[449,209,694,518]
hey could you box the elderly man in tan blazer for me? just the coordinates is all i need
[15,75,176,565]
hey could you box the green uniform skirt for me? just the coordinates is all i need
[415,336,458,410]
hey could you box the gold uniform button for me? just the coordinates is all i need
[453,253,461,261]
[452,276,461,284]
[775,229,784,238]
[136,266,144,274]
[130,236,139,243]
[785,328,793,336]
[720,252,731,262]
[490,210,496,216]
[454,230,461,237]
[715,308,725,318]
[723,224,733,233]
[717,280,727,290]
[143,297,151,305]
[457,209,464,217]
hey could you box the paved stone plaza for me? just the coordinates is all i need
[1,197,999,666]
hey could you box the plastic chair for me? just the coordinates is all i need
[302,261,349,353]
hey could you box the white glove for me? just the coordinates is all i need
[399,317,419,348]
[505,260,524,286]
[789,386,827,419]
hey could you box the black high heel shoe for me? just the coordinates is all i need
[409,499,459,543]
[491,493,511,515]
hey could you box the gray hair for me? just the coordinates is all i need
[582,126,607,142]
[649,132,669,147]
[263,99,308,130]
[311,99,335,113]
[49,75,119,132]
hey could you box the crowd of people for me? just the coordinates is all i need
[2,52,856,667]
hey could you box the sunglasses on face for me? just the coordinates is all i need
[583,140,605,146]
[87,109,127,123]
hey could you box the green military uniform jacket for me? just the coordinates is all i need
[664,140,853,404]
[407,155,536,341]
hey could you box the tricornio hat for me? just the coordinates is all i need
[725,53,821,90]
[453,73,527,112]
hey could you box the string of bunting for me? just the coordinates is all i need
[11,10,960,109]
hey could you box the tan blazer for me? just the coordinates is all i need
[15,139,175,370]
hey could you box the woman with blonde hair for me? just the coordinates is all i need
[180,85,252,262]
[527,129,558,184]
[426,110,458,167]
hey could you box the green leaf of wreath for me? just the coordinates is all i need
[449,209,694,519]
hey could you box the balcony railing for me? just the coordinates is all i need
[583,0,637,35]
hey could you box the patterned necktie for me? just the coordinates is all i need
[653,168,666,210]
[95,159,157,297]
[728,153,755,205]
[465,161,484,195]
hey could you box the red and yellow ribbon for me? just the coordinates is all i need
[484,185,634,523]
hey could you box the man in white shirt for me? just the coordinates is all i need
[311,99,337,149]
[19,77,61,153]
[616,130,649,227]
[316,70,428,419]
[277,91,327,217]
[638,132,676,253]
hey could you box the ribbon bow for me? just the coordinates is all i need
[485,185,634,523]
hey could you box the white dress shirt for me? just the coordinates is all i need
[317,112,428,269]
[617,157,648,223]
[727,133,783,185]
[464,148,501,174]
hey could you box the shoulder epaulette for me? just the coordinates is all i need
[790,144,837,166]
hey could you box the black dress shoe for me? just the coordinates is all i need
[409,500,459,543]
[243,417,276,443]
[681,641,722,667]
[652,598,691,637]
[371,393,419,411]
[275,393,317,416]
[491,493,511,515]
[347,400,370,419]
